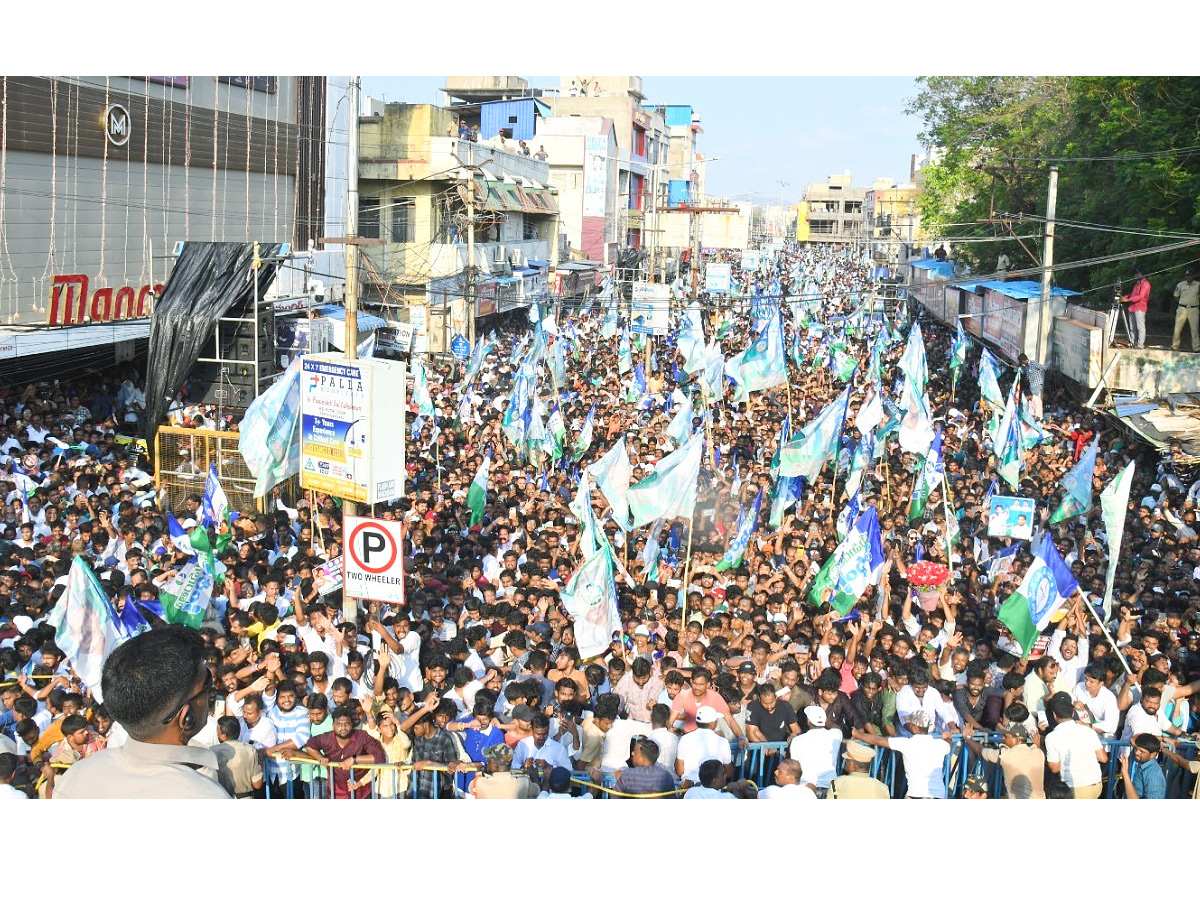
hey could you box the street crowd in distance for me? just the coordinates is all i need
[3,240,1200,801]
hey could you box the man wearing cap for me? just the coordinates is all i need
[1172,267,1200,352]
[962,773,989,799]
[961,721,1045,799]
[787,706,841,795]
[675,705,733,787]
[853,711,952,799]
[471,742,537,799]
[828,740,890,799]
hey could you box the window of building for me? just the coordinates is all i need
[809,219,836,235]
[524,219,539,240]
[390,197,415,243]
[358,197,381,239]
[844,201,863,215]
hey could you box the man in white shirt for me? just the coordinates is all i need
[757,758,818,799]
[1047,611,1089,686]
[239,695,278,750]
[368,617,423,692]
[675,706,732,786]
[853,711,952,799]
[787,706,842,792]
[682,758,736,799]
[647,704,679,773]
[1043,692,1107,798]
[512,714,573,772]
[1071,664,1119,738]
[894,670,940,737]
[1121,686,1182,743]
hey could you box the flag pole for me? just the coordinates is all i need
[1077,587,1133,677]
[680,514,696,628]
[941,473,955,582]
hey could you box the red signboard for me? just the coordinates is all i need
[48,274,163,326]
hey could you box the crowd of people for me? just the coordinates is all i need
[3,241,1200,801]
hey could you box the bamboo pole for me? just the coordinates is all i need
[680,517,696,627]
[1077,588,1133,676]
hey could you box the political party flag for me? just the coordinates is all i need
[979,348,1004,409]
[831,347,858,383]
[627,433,705,529]
[202,464,230,529]
[716,488,763,571]
[160,553,215,630]
[640,518,665,580]
[678,301,707,375]
[462,336,493,386]
[987,541,1023,583]
[950,320,969,390]
[808,505,886,614]
[778,386,851,480]
[412,360,435,418]
[899,322,928,394]
[836,490,861,541]
[738,312,788,392]
[573,404,596,460]
[167,512,197,557]
[45,556,129,702]
[844,428,876,499]
[702,343,726,398]
[1048,438,1098,525]
[898,376,934,457]
[618,331,634,375]
[570,470,601,559]
[467,452,491,526]
[561,544,619,660]
[768,474,802,530]
[995,383,1023,489]
[667,392,694,445]
[1100,460,1135,621]
[908,427,945,521]
[770,414,792,479]
[997,540,1079,657]
[856,384,883,435]
[588,438,633,532]
[548,403,567,460]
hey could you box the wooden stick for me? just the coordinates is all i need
[680,516,696,627]
[1077,588,1133,677]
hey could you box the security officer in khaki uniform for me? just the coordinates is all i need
[1172,267,1200,351]
[828,740,891,799]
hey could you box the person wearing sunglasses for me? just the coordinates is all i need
[51,625,232,799]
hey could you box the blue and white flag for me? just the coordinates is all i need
[667,391,694,446]
[561,545,619,660]
[1049,437,1098,525]
[717,488,763,571]
[979,348,1004,409]
[46,556,128,702]
[627,433,705,529]
[201,464,230,529]
[778,386,851,479]
[167,512,196,557]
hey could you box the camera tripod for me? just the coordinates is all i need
[1108,282,1133,348]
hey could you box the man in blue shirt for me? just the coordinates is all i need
[1120,733,1167,800]
[453,699,505,793]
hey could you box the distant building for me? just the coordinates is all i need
[864,178,922,266]
[801,172,867,244]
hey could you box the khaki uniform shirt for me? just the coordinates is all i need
[828,772,891,799]
[212,740,263,797]
[53,738,232,799]
[471,771,537,799]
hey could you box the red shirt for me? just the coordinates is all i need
[671,686,731,733]
[307,729,386,799]
[1126,278,1151,313]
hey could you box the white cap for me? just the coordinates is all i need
[181,518,197,529]
[804,706,827,727]
[695,706,721,725]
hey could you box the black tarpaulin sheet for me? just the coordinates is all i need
[143,242,283,442]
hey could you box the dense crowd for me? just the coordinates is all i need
[3,242,1200,801]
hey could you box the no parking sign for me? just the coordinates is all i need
[344,516,406,605]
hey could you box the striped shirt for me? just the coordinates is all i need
[264,693,311,781]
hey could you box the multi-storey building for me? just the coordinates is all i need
[801,172,868,244]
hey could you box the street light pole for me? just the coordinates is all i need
[342,74,360,627]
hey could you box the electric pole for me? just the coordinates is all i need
[1027,166,1058,378]
[342,75,360,627]
[466,171,475,349]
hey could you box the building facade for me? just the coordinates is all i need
[0,76,325,349]
[801,172,867,244]
[863,179,922,266]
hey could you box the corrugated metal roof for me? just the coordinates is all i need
[977,279,1080,299]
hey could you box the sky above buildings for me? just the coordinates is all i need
[361,76,923,206]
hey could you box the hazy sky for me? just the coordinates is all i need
[361,76,923,205]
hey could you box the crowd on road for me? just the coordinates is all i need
[4,241,1200,801]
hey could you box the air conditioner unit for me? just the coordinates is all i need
[510,248,524,267]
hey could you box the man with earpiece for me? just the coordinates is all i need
[52,625,232,799]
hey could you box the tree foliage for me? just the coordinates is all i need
[908,77,1200,304]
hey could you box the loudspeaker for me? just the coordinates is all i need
[190,304,278,411]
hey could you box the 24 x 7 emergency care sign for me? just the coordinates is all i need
[344,516,406,605]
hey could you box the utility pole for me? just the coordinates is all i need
[1027,166,1058,375]
[466,170,475,349]
[342,74,360,627]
